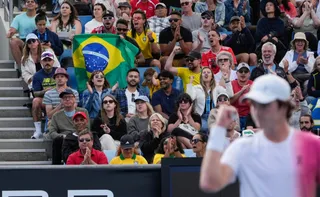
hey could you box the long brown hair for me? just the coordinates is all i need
[53,1,79,32]
[21,39,42,65]
[200,67,216,98]
[88,70,110,89]
[101,94,123,126]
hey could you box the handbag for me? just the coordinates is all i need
[178,123,198,136]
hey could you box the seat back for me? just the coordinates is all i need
[78,15,93,33]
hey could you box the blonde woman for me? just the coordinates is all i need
[186,67,233,133]
[139,113,169,163]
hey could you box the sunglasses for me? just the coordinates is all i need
[217,58,229,63]
[179,98,191,103]
[62,95,75,100]
[94,74,104,79]
[27,39,37,44]
[190,139,203,144]
[201,16,211,20]
[117,27,128,32]
[185,58,195,62]
[42,58,53,62]
[180,2,190,6]
[131,93,135,102]
[218,97,229,102]
[238,69,249,74]
[103,100,114,104]
[169,18,179,23]
[103,16,113,20]
[79,138,91,142]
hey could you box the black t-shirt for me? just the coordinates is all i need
[168,113,202,126]
[159,26,192,58]
[35,62,42,72]
[125,35,142,56]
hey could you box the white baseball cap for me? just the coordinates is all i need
[243,74,290,104]
[25,33,38,42]
[237,62,250,71]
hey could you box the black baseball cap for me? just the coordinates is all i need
[201,11,213,18]
[120,134,135,149]
[118,2,131,9]
[103,10,114,18]
[185,51,201,60]
[59,88,75,98]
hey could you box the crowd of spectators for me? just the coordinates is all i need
[5,0,320,165]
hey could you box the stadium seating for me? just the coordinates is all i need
[78,15,93,34]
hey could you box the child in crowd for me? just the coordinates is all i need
[141,68,160,98]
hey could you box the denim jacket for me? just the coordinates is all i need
[195,1,226,27]
[225,0,251,25]
[81,88,112,119]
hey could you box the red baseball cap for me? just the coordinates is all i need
[72,111,87,120]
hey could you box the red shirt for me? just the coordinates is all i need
[91,26,116,34]
[131,0,159,18]
[66,148,109,165]
[201,46,237,74]
[231,79,253,117]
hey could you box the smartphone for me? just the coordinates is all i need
[42,40,49,44]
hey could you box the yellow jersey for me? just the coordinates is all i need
[153,153,186,164]
[110,154,148,165]
[127,29,157,60]
[177,67,201,91]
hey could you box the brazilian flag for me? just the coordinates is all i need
[73,34,139,93]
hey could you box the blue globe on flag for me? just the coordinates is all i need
[82,43,109,73]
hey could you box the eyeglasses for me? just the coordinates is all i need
[103,16,113,20]
[180,2,190,6]
[185,58,195,62]
[103,100,114,104]
[201,16,211,20]
[27,39,37,44]
[217,58,229,63]
[117,27,128,32]
[79,138,91,142]
[94,74,104,79]
[42,58,53,62]
[238,69,249,74]
[190,139,203,144]
[62,95,75,100]
[218,97,229,102]
[179,98,191,103]
[169,18,179,23]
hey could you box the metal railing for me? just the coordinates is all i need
[0,0,13,24]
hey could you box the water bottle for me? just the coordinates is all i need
[175,77,182,91]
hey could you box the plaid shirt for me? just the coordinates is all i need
[148,16,170,39]
[112,87,148,116]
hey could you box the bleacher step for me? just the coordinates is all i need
[0,106,31,117]
[0,69,18,78]
[0,117,34,127]
[0,161,52,165]
[0,78,23,87]
[0,97,31,106]
[0,149,47,161]
[0,87,26,97]
[0,127,35,139]
[0,60,15,69]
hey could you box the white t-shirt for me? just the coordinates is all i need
[125,89,139,114]
[214,70,237,83]
[85,19,103,33]
[221,128,297,197]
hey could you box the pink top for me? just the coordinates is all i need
[279,2,297,18]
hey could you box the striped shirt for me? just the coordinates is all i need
[43,88,79,107]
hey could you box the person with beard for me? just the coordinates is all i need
[117,2,132,24]
[91,11,116,34]
[159,11,192,68]
[165,49,201,91]
[66,130,108,165]
[31,51,58,139]
[300,114,314,132]
[224,16,257,66]
[62,112,101,163]
[113,68,148,119]
[127,10,161,68]
[201,30,237,75]
[115,19,145,66]
[152,71,181,119]
[230,63,253,131]
[187,67,234,133]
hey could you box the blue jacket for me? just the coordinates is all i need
[33,28,64,56]
[225,0,251,25]
[81,88,112,119]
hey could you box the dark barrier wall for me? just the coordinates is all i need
[0,165,161,197]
